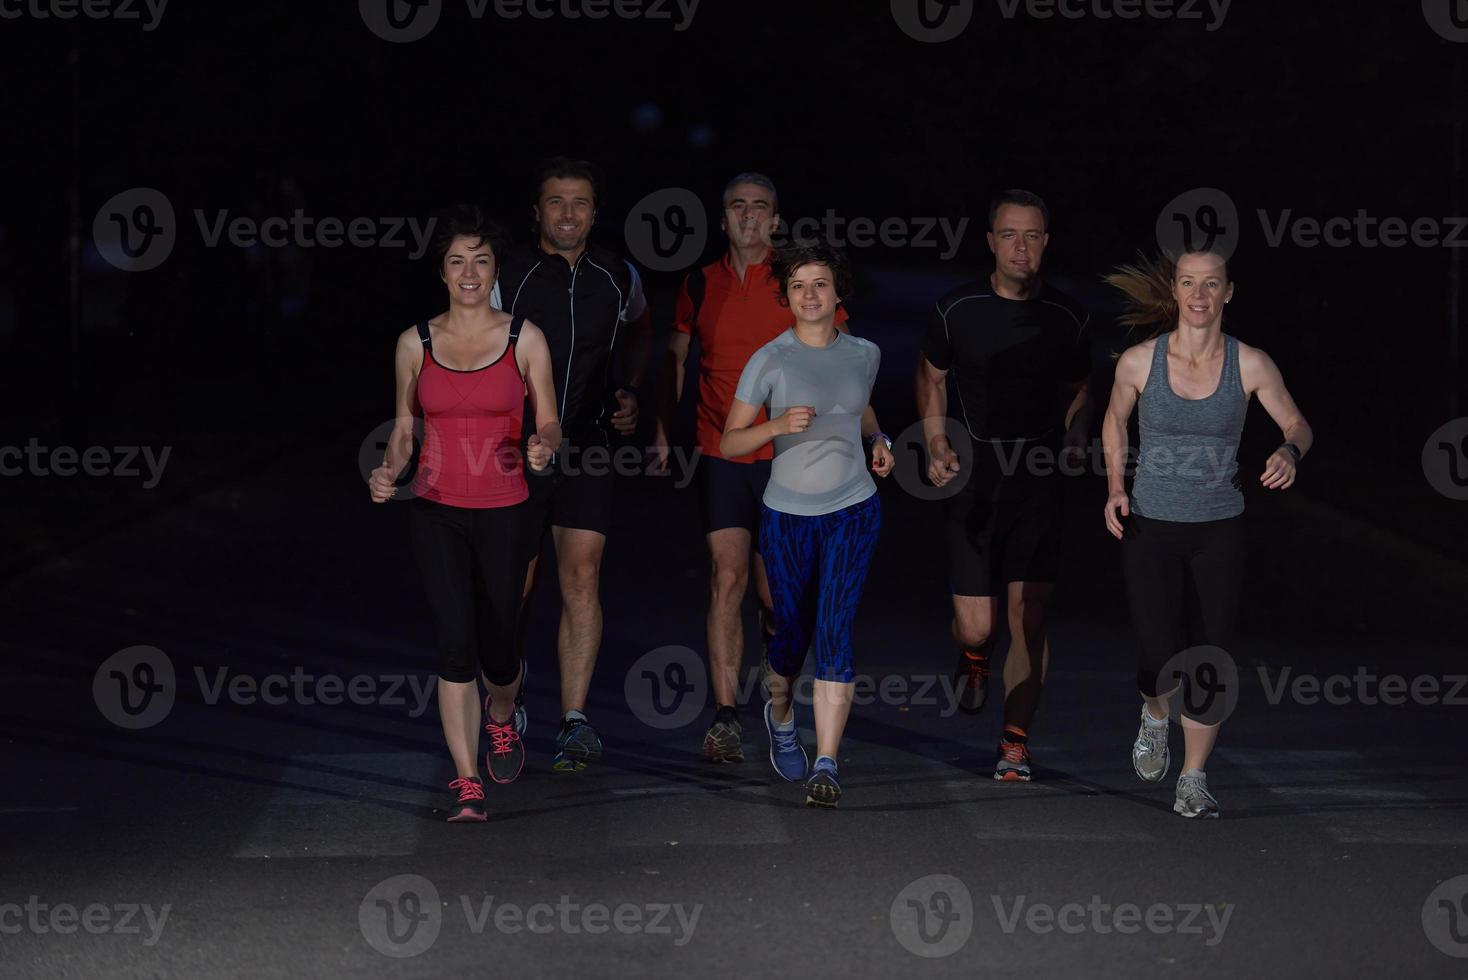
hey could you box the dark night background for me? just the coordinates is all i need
[3,4,1468,977]
[3,1,1465,566]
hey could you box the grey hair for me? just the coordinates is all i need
[721,172,779,211]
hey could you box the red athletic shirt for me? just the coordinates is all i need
[674,254,849,462]
[410,323,528,508]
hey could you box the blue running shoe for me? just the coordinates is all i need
[805,756,841,808]
[764,700,807,781]
[553,715,602,773]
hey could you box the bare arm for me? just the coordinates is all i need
[1242,345,1313,489]
[369,328,423,502]
[721,397,810,459]
[1102,344,1150,537]
[516,321,562,454]
[652,330,691,470]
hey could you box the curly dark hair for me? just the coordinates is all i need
[769,238,853,307]
[430,205,511,270]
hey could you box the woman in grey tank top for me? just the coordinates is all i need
[1101,249,1315,819]
[722,240,894,808]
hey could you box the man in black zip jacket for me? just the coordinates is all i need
[499,156,653,772]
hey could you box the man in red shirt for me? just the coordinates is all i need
[651,173,849,762]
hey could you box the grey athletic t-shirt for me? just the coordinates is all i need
[733,328,881,516]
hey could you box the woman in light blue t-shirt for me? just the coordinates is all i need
[721,239,894,808]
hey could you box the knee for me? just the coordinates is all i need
[954,621,993,650]
[1009,595,1050,634]
[559,561,601,602]
[709,560,748,605]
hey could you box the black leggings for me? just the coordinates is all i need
[1122,513,1246,703]
[410,499,527,685]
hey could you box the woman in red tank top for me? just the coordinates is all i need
[368,208,560,822]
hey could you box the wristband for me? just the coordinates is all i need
[866,432,893,451]
[1281,442,1301,463]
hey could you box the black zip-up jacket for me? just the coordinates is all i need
[500,241,634,447]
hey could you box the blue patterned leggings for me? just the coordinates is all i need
[758,494,882,683]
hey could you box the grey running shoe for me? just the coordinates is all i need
[1174,769,1221,819]
[702,707,744,763]
[512,658,528,736]
[553,716,602,773]
[1132,707,1171,782]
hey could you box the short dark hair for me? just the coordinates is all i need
[531,155,602,209]
[721,172,778,211]
[987,189,1049,232]
[430,205,510,270]
[769,238,853,306]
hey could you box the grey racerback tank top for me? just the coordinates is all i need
[1133,332,1248,522]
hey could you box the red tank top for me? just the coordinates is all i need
[410,318,529,508]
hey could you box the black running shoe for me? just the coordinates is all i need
[445,776,486,822]
[484,695,525,785]
[702,706,744,763]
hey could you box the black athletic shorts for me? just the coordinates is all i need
[943,439,1063,596]
[697,455,772,536]
[523,444,617,540]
